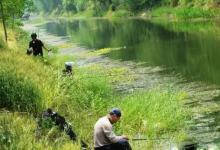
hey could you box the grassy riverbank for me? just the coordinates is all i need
[0,26,191,149]
[35,1,220,20]
[34,0,220,20]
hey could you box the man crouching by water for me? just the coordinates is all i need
[94,108,132,150]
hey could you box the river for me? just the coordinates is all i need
[24,18,220,149]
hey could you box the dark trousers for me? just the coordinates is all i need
[95,141,132,150]
[33,50,43,56]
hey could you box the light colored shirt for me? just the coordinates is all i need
[94,116,123,148]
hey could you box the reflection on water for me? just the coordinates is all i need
[40,19,220,86]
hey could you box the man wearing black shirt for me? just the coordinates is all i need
[29,33,50,56]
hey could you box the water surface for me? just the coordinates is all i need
[40,19,220,85]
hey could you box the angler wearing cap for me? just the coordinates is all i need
[94,108,132,150]
[63,61,74,75]
[28,33,50,56]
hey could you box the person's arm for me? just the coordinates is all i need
[43,45,51,51]
[41,40,51,51]
[102,124,125,143]
[29,41,32,48]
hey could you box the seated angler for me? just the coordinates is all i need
[94,108,132,150]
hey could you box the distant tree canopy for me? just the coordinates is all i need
[0,0,33,41]
[33,0,218,15]
[33,0,168,14]
[0,0,34,20]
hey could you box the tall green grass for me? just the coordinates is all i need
[0,38,6,49]
[0,113,80,150]
[151,7,175,18]
[117,90,188,139]
[0,51,59,113]
[175,7,215,19]
[0,68,42,112]
[151,6,215,19]
[0,27,191,149]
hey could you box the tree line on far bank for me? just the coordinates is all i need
[34,0,220,15]
[1,0,219,42]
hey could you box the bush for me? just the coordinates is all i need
[0,68,42,112]
[112,10,133,17]
[0,38,6,49]
[175,7,215,19]
[0,51,57,113]
[0,114,81,150]
[59,69,112,112]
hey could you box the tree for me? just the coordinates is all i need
[0,0,33,42]
[63,0,77,12]
[0,0,7,42]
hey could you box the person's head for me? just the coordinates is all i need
[46,108,53,114]
[31,33,37,40]
[109,108,121,124]
[65,62,73,73]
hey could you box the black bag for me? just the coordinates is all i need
[26,48,33,55]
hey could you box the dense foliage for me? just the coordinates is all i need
[0,66,42,112]
[0,0,34,24]
[2,0,33,16]
[34,0,220,16]
[0,0,34,41]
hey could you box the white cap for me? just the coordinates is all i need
[65,61,74,67]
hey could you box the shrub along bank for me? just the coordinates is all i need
[34,0,220,19]
[0,27,190,149]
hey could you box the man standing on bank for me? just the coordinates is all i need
[94,108,132,150]
[29,33,50,56]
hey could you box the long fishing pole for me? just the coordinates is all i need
[132,137,169,141]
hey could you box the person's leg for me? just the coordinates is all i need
[94,141,132,150]
[113,140,132,150]
[125,141,132,150]
[39,50,43,57]
[33,51,38,56]
[94,145,112,150]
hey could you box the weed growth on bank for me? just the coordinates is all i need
[0,27,190,149]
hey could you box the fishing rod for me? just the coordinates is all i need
[131,138,197,150]
[132,137,170,141]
